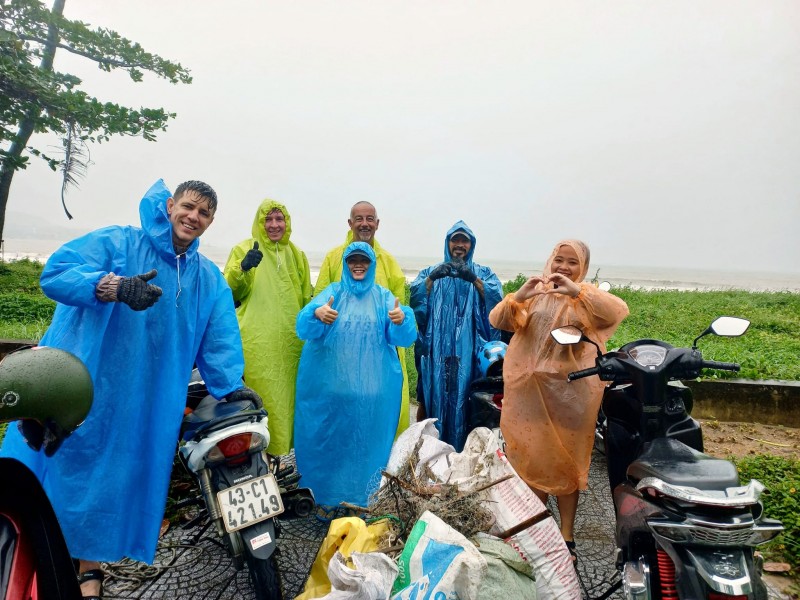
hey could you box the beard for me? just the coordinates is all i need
[355,229,373,242]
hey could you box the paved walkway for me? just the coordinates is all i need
[100,451,786,600]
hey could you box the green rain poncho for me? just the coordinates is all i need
[224,200,312,455]
[316,231,411,437]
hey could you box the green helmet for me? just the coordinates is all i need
[0,347,93,456]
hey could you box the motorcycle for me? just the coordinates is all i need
[177,370,315,600]
[551,316,784,599]
[0,346,93,600]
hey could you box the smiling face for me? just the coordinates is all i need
[550,244,582,282]
[348,202,379,244]
[448,233,472,260]
[167,191,215,249]
[346,254,371,280]
[264,208,286,242]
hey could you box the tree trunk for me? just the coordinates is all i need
[0,0,65,244]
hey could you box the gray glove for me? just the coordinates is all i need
[428,262,453,281]
[227,386,263,410]
[117,269,163,311]
[241,242,263,271]
[452,259,477,283]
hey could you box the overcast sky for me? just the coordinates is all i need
[8,0,800,274]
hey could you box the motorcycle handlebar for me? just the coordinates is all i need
[567,366,600,381]
[701,360,740,372]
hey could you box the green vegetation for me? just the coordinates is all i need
[735,455,800,574]
[502,276,800,381]
[0,259,53,340]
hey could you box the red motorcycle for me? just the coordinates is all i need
[0,347,93,600]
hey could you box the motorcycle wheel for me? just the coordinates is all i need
[246,549,282,600]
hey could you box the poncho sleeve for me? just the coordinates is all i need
[223,239,257,304]
[383,295,417,348]
[40,227,124,307]
[489,293,531,333]
[195,272,246,399]
[572,284,630,347]
[478,266,504,313]
[297,249,313,305]
[381,253,407,302]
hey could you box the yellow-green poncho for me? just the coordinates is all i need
[224,200,312,455]
[316,232,411,436]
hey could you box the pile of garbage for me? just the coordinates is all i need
[296,420,580,600]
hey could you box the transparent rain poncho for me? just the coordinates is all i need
[489,240,629,495]
[294,242,416,507]
[316,231,411,438]
[224,200,312,455]
[410,221,503,451]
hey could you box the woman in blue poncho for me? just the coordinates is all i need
[294,242,416,508]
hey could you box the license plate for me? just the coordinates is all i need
[217,473,284,533]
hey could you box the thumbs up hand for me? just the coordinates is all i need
[388,297,405,325]
[314,296,339,324]
[117,269,163,311]
[241,241,263,271]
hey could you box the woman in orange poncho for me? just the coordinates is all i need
[489,240,628,558]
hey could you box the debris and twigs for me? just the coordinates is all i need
[349,438,509,555]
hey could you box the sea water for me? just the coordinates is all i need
[3,238,799,292]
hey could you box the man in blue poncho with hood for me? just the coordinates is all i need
[294,241,416,509]
[0,179,257,598]
[410,221,503,451]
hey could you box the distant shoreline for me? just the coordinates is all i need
[2,238,799,293]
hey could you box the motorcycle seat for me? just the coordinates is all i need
[627,437,740,491]
[181,396,257,439]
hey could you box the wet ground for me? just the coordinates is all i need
[100,450,788,600]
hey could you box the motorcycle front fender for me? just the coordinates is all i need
[683,547,763,597]
[239,518,278,560]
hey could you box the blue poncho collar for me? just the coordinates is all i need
[341,242,376,296]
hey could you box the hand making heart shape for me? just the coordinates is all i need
[514,273,581,302]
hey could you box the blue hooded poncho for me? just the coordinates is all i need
[410,221,503,451]
[294,242,416,507]
[0,180,244,563]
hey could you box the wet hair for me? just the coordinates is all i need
[174,180,218,212]
[350,201,377,220]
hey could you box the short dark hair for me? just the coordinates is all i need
[174,180,218,212]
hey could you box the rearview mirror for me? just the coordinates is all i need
[598,281,611,292]
[551,326,583,345]
[710,316,750,337]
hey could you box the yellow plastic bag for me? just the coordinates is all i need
[296,517,391,599]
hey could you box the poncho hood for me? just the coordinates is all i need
[444,220,477,265]
[139,179,200,260]
[544,239,590,283]
[251,199,293,247]
[341,242,376,296]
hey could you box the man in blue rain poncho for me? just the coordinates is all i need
[0,180,256,597]
[294,242,416,508]
[410,221,503,451]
